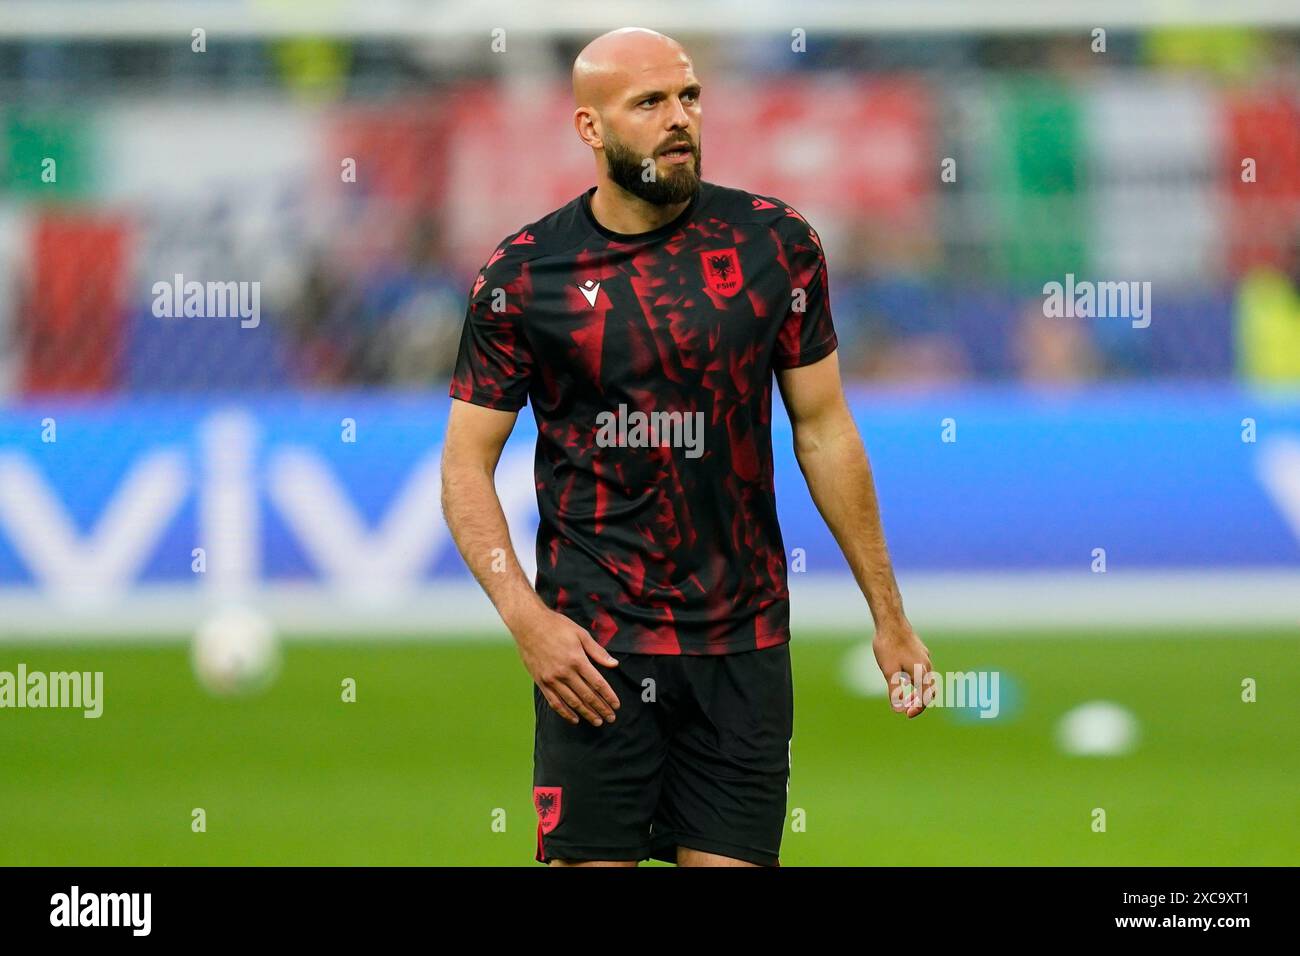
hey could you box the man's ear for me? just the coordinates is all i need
[574,106,603,150]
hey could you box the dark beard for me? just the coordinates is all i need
[604,132,701,206]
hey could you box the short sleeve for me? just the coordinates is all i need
[448,252,533,411]
[773,215,838,369]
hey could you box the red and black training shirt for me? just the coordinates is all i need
[450,180,837,655]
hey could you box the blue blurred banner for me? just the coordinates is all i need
[0,387,1297,602]
[824,386,1300,572]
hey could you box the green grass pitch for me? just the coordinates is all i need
[1,630,1296,865]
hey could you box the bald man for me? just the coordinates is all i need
[442,28,931,867]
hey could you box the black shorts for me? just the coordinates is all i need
[531,641,794,867]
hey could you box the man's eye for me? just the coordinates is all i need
[683,91,698,103]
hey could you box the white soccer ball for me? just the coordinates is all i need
[191,605,280,696]
[1057,701,1139,756]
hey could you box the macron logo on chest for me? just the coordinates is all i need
[577,280,601,308]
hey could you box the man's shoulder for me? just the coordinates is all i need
[699,182,823,248]
[466,193,591,298]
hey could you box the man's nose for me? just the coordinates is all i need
[665,97,691,130]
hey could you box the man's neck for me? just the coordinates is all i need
[588,180,692,236]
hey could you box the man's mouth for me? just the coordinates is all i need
[659,143,694,164]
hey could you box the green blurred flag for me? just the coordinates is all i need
[988,79,1088,287]
[2,111,94,199]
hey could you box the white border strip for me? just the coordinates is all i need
[3,1,1299,39]
[0,571,1295,642]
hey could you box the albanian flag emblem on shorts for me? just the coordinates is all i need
[533,786,563,834]
[700,248,743,297]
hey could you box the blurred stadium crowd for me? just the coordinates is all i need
[1,25,1298,395]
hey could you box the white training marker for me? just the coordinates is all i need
[1057,701,1139,756]
[839,642,889,698]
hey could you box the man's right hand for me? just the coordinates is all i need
[512,608,621,727]
[441,399,621,729]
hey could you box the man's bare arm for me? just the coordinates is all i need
[776,351,932,717]
[441,398,620,726]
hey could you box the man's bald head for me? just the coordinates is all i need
[572,27,690,110]
[572,28,702,207]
